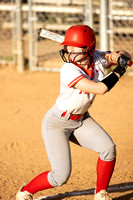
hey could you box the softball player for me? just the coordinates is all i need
[16,25,132,200]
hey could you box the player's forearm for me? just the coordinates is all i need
[75,78,109,95]
[98,72,120,94]
[75,54,132,95]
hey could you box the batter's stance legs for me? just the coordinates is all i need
[16,113,116,199]
[16,159,116,200]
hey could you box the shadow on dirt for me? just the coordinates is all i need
[37,182,133,200]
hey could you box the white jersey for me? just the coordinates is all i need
[56,50,112,114]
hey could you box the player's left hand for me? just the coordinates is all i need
[105,52,121,64]
[105,50,132,65]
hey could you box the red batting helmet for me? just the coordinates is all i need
[60,25,96,55]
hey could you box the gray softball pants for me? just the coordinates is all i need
[41,105,116,187]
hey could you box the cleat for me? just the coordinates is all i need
[94,190,112,200]
[16,186,33,200]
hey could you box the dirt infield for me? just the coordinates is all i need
[0,66,133,200]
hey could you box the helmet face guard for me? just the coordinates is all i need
[59,48,90,63]
[59,49,68,62]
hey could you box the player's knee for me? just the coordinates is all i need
[54,173,70,187]
[100,144,116,161]
[48,170,71,187]
[56,177,68,186]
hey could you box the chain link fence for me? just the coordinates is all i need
[0,0,15,65]
[0,0,133,72]
[109,0,133,53]
[108,0,133,74]
[34,0,100,71]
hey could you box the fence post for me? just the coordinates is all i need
[11,0,17,66]
[16,0,24,73]
[100,0,109,51]
[108,0,113,51]
[84,0,93,28]
[28,0,35,71]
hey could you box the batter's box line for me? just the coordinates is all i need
[34,183,133,200]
